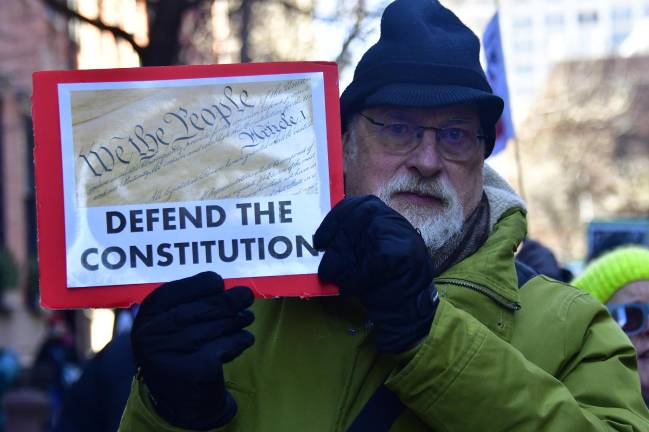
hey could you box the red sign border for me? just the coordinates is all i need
[33,61,343,309]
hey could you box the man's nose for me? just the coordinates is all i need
[405,130,444,177]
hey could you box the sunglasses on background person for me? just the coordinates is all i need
[607,303,649,336]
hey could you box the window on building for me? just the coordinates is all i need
[515,63,534,75]
[578,11,599,25]
[513,16,533,29]
[545,13,565,29]
[514,39,534,53]
[611,7,632,20]
[611,7,633,36]
[578,30,597,55]
[611,31,631,47]
[611,6,633,33]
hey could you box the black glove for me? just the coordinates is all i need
[132,271,255,430]
[314,195,439,353]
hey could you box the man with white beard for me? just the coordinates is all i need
[120,0,649,431]
[345,107,467,263]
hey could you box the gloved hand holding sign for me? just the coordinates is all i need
[131,271,254,430]
[314,195,439,353]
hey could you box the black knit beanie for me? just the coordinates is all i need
[340,0,504,157]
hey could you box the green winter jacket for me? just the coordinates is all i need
[119,173,649,431]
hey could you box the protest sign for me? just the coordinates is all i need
[33,62,343,308]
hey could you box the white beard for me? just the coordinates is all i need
[375,173,464,252]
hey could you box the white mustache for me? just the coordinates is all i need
[376,173,464,252]
[379,175,454,205]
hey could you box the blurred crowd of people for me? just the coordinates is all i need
[0,308,135,431]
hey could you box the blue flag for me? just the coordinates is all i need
[483,12,515,156]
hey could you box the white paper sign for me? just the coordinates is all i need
[57,73,332,287]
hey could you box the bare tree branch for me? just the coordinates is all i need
[334,1,388,72]
[239,0,253,62]
[143,0,212,65]
[42,0,213,66]
[335,0,367,68]
[276,0,313,16]
[42,0,381,70]
[41,0,144,56]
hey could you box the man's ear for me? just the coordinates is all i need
[341,132,351,192]
[342,131,352,176]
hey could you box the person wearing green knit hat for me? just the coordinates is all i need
[574,245,649,404]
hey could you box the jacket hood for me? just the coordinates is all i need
[438,165,527,311]
[483,163,526,231]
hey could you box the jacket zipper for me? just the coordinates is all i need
[436,278,522,311]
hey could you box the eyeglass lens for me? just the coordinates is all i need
[610,305,647,334]
[380,123,476,160]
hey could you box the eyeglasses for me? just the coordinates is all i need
[607,303,649,335]
[359,113,486,162]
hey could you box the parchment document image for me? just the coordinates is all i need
[70,79,319,207]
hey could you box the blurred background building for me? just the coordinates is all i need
[512,55,649,262]
[1,0,76,367]
[502,0,649,125]
[446,0,649,124]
